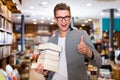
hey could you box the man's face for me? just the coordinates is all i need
[54,10,71,32]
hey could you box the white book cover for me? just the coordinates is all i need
[41,50,60,57]
[43,64,59,72]
[31,63,59,72]
[38,43,62,52]
[37,58,59,67]
[6,64,13,74]
[0,69,8,80]
[39,53,59,61]
[0,71,5,80]
[11,69,20,79]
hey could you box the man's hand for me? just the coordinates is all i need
[35,64,44,74]
[77,35,92,58]
[35,64,49,76]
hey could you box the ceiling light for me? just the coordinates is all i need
[41,17,45,20]
[116,13,120,16]
[33,19,37,21]
[31,13,36,16]
[41,21,44,23]
[17,16,21,19]
[50,22,54,25]
[39,1,48,8]
[88,19,92,21]
[52,19,55,22]
[30,6,35,9]
[86,3,92,7]
[84,20,88,23]
[81,24,85,27]
[99,12,105,16]
[41,1,48,5]
[33,22,37,24]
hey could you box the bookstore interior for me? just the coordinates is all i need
[0,0,120,80]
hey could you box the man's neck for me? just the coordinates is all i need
[59,31,67,38]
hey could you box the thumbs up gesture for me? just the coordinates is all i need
[77,36,92,58]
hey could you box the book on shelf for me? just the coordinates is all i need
[38,43,62,52]
[6,64,13,74]
[98,69,111,79]
[0,71,5,80]
[0,69,8,80]
[11,69,20,79]
[0,47,3,59]
[39,52,59,61]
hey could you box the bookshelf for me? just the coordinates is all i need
[0,1,13,60]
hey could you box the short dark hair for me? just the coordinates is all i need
[54,3,71,16]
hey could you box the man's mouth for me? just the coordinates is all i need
[61,24,67,28]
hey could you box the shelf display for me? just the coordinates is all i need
[0,1,13,59]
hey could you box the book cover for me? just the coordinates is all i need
[98,69,111,79]
[40,49,60,57]
[38,43,62,52]
[39,53,59,61]
[31,63,59,72]
[0,71,5,80]
[37,58,59,67]
[0,69,8,80]
[11,69,20,79]
[43,64,59,72]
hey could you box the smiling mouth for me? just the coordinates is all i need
[61,24,67,28]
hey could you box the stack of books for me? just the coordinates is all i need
[31,43,62,72]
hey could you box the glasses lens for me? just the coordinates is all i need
[57,17,63,21]
[56,16,70,21]
[65,16,70,20]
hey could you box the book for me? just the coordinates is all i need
[31,63,59,72]
[40,49,60,57]
[0,71,5,80]
[37,58,59,67]
[98,69,111,79]
[39,52,59,61]
[6,64,13,74]
[43,64,59,72]
[38,43,62,52]
[11,69,20,79]
[0,69,8,80]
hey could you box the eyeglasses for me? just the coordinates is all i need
[56,16,71,21]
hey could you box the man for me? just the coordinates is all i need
[37,3,102,80]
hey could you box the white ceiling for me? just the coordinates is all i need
[13,0,120,25]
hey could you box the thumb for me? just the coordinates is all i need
[79,35,84,44]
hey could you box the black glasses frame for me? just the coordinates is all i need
[56,16,71,21]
